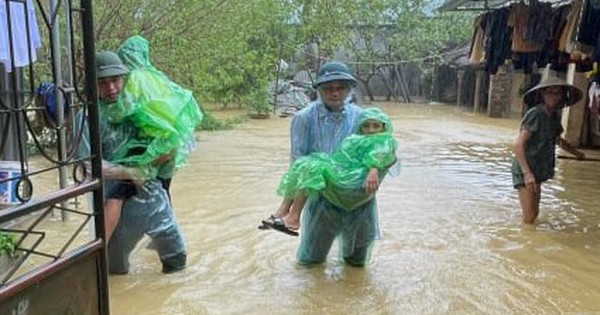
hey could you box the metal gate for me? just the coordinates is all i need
[0,0,108,314]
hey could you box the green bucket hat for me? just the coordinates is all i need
[96,51,129,79]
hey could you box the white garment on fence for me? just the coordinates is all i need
[589,81,600,111]
[0,0,41,71]
[589,81,600,136]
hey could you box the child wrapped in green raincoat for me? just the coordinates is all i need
[260,107,398,236]
[108,35,203,177]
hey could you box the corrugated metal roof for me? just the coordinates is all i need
[438,0,570,12]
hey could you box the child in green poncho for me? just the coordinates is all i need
[101,36,203,242]
[108,35,203,172]
[259,107,398,236]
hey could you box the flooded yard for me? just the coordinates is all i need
[18,102,600,314]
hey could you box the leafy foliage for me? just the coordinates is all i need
[200,112,248,131]
[0,232,16,257]
[90,0,473,111]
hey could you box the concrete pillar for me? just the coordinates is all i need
[561,63,588,146]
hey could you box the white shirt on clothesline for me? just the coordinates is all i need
[0,0,41,71]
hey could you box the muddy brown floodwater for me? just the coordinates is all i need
[104,103,600,314]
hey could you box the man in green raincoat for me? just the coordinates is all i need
[76,50,187,274]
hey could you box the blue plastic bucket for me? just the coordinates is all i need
[0,161,22,205]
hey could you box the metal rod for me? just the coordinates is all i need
[4,1,28,172]
[80,1,110,313]
[49,0,70,221]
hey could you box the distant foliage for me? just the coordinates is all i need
[0,233,16,257]
[91,0,472,110]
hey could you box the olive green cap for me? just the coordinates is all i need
[96,51,129,79]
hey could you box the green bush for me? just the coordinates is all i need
[199,112,248,131]
[0,233,16,257]
[245,89,272,116]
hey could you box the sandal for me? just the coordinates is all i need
[261,217,299,236]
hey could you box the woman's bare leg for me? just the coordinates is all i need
[518,184,541,224]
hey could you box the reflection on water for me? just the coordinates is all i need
[95,103,600,314]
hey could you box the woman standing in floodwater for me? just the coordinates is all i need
[512,75,585,224]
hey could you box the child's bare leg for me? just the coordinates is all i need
[282,192,307,230]
[273,197,293,218]
[518,184,541,224]
[105,198,123,242]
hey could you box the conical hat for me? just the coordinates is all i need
[523,75,583,107]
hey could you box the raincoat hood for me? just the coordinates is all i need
[354,107,393,134]
[117,35,153,70]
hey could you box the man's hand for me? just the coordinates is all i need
[126,167,148,186]
[363,168,379,195]
[558,137,586,160]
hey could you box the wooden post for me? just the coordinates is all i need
[377,66,399,101]
[395,63,411,103]
[456,69,465,106]
[473,70,483,113]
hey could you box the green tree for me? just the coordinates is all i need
[90,0,472,107]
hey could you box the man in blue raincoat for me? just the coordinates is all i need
[274,61,384,266]
[76,51,186,274]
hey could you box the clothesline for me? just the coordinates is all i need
[343,53,452,65]
[287,41,459,66]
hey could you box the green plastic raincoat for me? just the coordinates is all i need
[277,107,397,211]
[105,36,203,177]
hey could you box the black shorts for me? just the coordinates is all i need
[513,180,545,190]
[106,146,145,200]
[106,177,171,201]
[106,181,137,200]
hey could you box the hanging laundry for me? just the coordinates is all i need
[575,0,600,47]
[0,0,41,71]
[484,8,512,74]
[468,14,487,65]
[508,2,543,53]
[525,0,553,47]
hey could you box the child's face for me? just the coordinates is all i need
[541,86,565,109]
[360,119,385,135]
